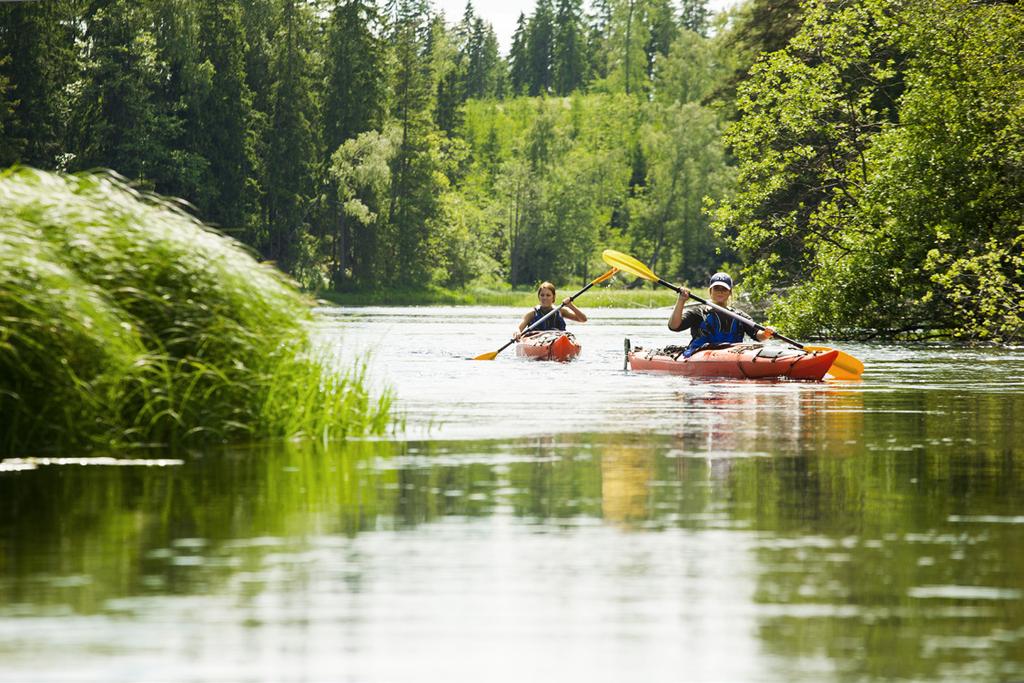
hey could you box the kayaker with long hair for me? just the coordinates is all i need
[668,272,775,357]
[514,281,587,340]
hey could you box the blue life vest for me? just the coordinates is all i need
[683,310,744,358]
[530,305,566,331]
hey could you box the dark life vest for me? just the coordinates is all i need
[530,305,566,331]
[684,310,743,358]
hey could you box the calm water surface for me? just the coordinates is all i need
[2,306,1024,682]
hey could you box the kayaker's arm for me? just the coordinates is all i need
[561,297,587,322]
[515,310,535,339]
[733,309,775,342]
[668,287,690,331]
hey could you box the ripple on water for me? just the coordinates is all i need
[909,585,1023,600]
[0,457,184,471]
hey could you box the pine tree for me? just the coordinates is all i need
[482,26,507,98]
[262,0,318,277]
[508,13,530,95]
[388,0,443,286]
[606,0,650,96]
[69,0,176,182]
[644,0,677,82]
[553,0,587,95]
[0,58,15,162]
[585,0,614,83]
[191,0,254,231]
[526,0,555,96]
[679,0,710,36]
[146,0,213,203]
[323,0,387,151]
[465,18,501,99]
[0,0,79,168]
[455,0,475,48]
[430,14,464,134]
[322,0,389,288]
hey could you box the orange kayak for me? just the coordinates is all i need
[627,342,838,380]
[516,331,581,362]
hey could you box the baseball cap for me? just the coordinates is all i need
[708,272,733,290]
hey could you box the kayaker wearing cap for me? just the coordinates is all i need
[514,281,587,340]
[668,272,775,358]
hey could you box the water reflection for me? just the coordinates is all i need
[3,309,1024,682]
[1,410,1022,681]
[600,445,654,527]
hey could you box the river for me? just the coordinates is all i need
[2,306,1023,682]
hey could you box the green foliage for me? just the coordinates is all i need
[598,0,651,97]
[0,168,391,455]
[0,0,748,302]
[69,0,177,181]
[643,0,678,82]
[715,0,1024,341]
[318,285,678,307]
[261,0,319,281]
[527,0,556,95]
[0,0,79,168]
[553,0,587,95]
[630,102,734,282]
[872,0,1024,340]
[461,94,647,285]
[925,235,1024,342]
[508,13,530,96]
[431,190,503,289]
[657,28,734,105]
[329,126,400,289]
[679,0,710,36]
[459,7,504,100]
[322,0,388,150]
[191,0,255,232]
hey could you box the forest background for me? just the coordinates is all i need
[1,0,1021,340]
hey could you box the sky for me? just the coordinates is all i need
[430,0,741,54]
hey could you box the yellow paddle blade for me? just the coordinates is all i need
[472,350,499,361]
[825,362,861,380]
[804,346,864,379]
[602,249,658,282]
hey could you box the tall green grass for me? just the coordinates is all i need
[0,167,391,455]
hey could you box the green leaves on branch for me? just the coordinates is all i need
[714,0,1024,341]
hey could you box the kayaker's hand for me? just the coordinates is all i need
[562,297,572,306]
[677,287,690,303]
[513,330,522,341]
[762,326,775,340]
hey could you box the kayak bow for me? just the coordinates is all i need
[516,331,582,362]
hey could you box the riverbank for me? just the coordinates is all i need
[317,285,682,309]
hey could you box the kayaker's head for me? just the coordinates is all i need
[708,272,733,306]
[537,282,556,308]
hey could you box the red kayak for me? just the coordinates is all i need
[516,330,581,362]
[627,342,838,380]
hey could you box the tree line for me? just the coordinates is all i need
[3,0,1020,339]
[1,0,752,292]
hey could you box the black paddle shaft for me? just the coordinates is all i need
[656,277,804,348]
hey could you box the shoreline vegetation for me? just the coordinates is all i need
[315,286,683,309]
[0,168,392,457]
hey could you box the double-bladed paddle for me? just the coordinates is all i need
[601,249,864,379]
[472,268,618,361]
